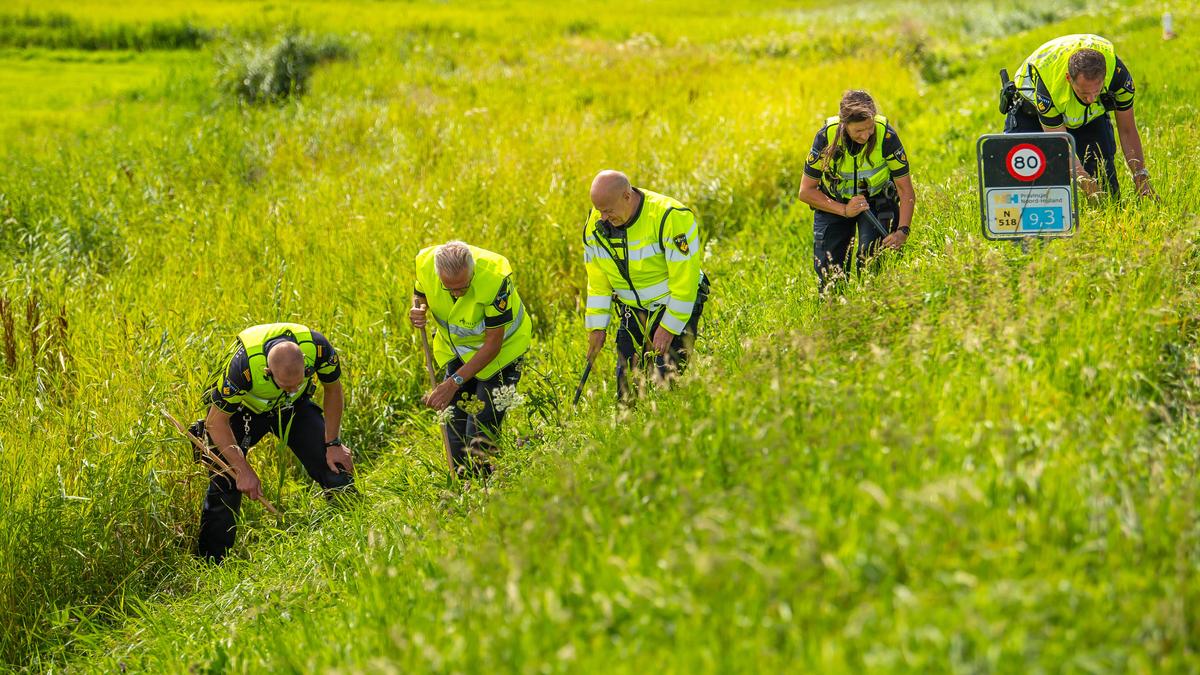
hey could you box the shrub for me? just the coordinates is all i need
[216,31,351,105]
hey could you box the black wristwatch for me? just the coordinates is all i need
[898,226,911,235]
[324,437,342,448]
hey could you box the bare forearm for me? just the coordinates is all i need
[205,406,250,472]
[1117,125,1147,173]
[454,337,502,382]
[453,338,501,381]
[896,179,915,229]
[322,381,344,441]
[798,185,846,216]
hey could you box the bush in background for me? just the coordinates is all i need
[216,31,351,104]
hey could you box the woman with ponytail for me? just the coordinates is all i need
[797,90,915,288]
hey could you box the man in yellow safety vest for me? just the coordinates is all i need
[1004,34,1154,199]
[192,322,355,562]
[410,241,532,476]
[582,170,710,399]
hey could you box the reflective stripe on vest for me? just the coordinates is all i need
[583,189,695,311]
[446,302,527,360]
[415,244,532,379]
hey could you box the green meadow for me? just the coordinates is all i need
[1,0,1199,671]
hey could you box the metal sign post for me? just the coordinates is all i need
[976,132,1077,241]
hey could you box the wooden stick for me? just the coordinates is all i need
[161,409,282,516]
[416,303,456,475]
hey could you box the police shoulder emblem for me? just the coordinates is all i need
[806,149,818,165]
[493,278,512,312]
[673,233,690,255]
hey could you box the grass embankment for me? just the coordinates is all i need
[1,0,1198,671]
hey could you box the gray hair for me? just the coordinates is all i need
[435,241,475,276]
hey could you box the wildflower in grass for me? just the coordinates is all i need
[491,384,525,413]
[704,237,718,261]
[456,393,486,416]
[434,406,455,425]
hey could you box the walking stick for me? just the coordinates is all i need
[416,303,456,474]
[854,158,890,239]
[572,357,594,406]
[161,409,281,516]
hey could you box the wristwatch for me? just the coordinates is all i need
[450,373,465,386]
[1132,168,1150,180]
[324,437,342,448]
[898,226,911,235]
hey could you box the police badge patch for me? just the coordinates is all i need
[1036,93,1052,113]
[673,233,690,255]
[493,278,512,312]
[807,149,819,165]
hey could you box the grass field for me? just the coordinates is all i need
[2,0,1199,671]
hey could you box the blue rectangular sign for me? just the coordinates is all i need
[1020,207,1065,231]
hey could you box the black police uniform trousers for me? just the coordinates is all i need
[615,287,707,400]
[813,193,899,288]
[443,357,523,477]
[1004,105,1119,195]
[192,398,353,562]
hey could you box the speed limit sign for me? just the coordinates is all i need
[976,133,1077,240]
[1005,143,1046,182]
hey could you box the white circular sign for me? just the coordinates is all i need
[1006,143,1047,182]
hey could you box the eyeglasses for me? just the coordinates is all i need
[442,274,474,293]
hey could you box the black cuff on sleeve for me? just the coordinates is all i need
[485,310,514,328]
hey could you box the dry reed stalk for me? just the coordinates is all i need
[161,409,281,516]
[0,296,15,370]
[26,294,40,365]
[55,306,71,369]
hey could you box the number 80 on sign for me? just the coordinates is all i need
[1005,143,1047,182]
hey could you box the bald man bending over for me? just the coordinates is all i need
[190,322,354,562]
[583,170,709,399]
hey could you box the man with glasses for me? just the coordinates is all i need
[191,322,354,562]
[582,170,709,400]
[409,241,532,477]
[1004,34,1154,199]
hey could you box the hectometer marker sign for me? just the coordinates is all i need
[977,132,1077,240]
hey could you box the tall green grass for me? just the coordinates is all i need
[1,0,1197,670]
[0,11,209,51]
